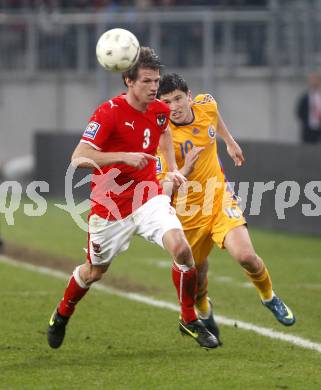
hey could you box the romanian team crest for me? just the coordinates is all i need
[157,114,167,127]
[192,127,200,135]
[208,125,216,139]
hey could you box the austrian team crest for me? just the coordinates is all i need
[157,114,167,127]
[92,242,102,253]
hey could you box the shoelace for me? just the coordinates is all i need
[273,297,287,315]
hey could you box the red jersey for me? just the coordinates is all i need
[81,94,170,220]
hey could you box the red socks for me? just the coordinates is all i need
[58,263,198,323]
[58,268,89,317]
[172,262,198,323]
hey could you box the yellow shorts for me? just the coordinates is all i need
[184,203,246,266]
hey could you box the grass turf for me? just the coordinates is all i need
[1,260,321,390]
[1,199,321,388]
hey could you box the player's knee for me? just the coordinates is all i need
[174,241,193,265]
[87,272,103,284]
[236,250,258,269]
[82,267,105,285]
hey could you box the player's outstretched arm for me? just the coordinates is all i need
[158,128,178,172]
[160,147,204,196]
[180,146,205,177]
[71,142,156,170]
[159,128,186,187]
[217,111,245,167]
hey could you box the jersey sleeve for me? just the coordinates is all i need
[81,102,116,150]
[155,148,168,181]
[193,93,218,117]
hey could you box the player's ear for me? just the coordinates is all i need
[187,90,193,102]
[125,77,133,88]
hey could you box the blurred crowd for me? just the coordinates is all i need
[0,0,318,71]
[0,0,270,11]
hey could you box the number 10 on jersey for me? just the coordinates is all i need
[179,140,194,158]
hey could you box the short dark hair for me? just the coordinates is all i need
[157,73,189,98]
[122,47,162,87]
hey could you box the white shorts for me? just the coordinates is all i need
[87,194,183,265]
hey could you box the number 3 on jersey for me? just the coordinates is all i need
[143,128,150,149]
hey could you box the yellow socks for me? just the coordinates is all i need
[246,263,273,301]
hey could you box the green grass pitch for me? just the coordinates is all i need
[1,200,321,389]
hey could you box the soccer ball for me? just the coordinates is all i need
[96,28,141,72]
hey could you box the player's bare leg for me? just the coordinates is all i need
[47,263,109,348]
[224,225,273,298]
[195,259,221,344]
[163,229,218,349]
[224,225,295,326]
[195,259,209,314]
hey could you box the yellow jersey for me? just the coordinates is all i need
[157,93,233,230]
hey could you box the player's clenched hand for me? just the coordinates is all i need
[226,141,245,167]
[124,152,158,169]
[182,146,205,177]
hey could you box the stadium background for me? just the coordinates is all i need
[1,0,321,161]
[2,0,321,161]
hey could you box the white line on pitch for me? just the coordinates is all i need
[1,255,321,354]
